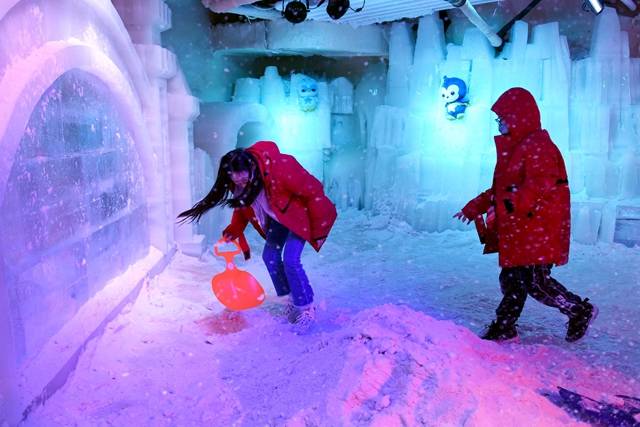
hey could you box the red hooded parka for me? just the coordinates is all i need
[462,88,571,268]
[224,141,337,259]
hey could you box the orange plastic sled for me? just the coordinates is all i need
[211,238,265,311]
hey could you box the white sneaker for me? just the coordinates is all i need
[284,303,298,323]
[292,304,316,334]
[264,295,294,320]
[276,295,298,323]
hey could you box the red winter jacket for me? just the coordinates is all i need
[224,141,338,259]
[462,88,570,268]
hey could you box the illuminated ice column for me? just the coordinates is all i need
[456,27,494,198]
[168,69,204,256]
[386,22,414,108]
[330,77,354,115]
[592,7,640,244]
[318,80,332,151]
[569,7,635,244]
[355,64,387,210]
[314,80,332,181]
[411,13,446,111]
[233,77,262,103]
[585,8,625,194]
[328,77,363,208]
[280,73,330,181]
[260,66,286,148]
[529,22,571,155]
[261,66,286,109]
[113,0,177,252]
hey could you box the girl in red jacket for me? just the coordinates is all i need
[455,88,597,343]
[178,141,337,334]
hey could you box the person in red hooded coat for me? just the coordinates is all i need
[454,88,597,343]
[178,141,337,333]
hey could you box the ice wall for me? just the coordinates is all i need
[386,22,413,108]
[1,70,149,363]
[354,62,387,210]
[570,7,640,245]
[194,59,381,242]
[0,0,201,423]
[366,18,500,230]
[274,70,331,180]
[326,77,363,209]
[196,65,332,183]
[367,8,640,246]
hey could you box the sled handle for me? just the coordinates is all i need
[213,238,242,260]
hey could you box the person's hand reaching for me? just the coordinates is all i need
[222,225,239,242]
[453,211,473,225]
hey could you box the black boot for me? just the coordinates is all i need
[566,298,599,342]
[481,320,518,341]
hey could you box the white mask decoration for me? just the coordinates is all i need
[298,76,319,112]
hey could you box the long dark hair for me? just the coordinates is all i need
[177,149,263,224]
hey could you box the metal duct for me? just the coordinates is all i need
[445,0,502,47]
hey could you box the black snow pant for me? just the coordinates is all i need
[496,265,584,327]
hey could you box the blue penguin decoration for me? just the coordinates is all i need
[440,76,469,120]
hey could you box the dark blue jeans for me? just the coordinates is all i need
[262,219,314,306]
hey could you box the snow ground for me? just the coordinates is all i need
[25,210,640,426]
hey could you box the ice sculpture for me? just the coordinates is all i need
[0,70,149,362]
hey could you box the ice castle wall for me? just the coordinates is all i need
[367,8,640,246]
[0,0,201,423]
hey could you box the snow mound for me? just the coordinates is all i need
[24,252,639,426]
[196,303,638,426]
[287,304,636,426]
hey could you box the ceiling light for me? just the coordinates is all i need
[326,0,349,20]
[283,0,309,23]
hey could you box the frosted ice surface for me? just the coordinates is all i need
[386,22,413,107]
[232,77,261,103]
[591,7,623,59]
[260,66,286,107]
[0,70,149,362]
[329,77,353,115]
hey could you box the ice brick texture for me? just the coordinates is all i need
[0,69,150,363]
